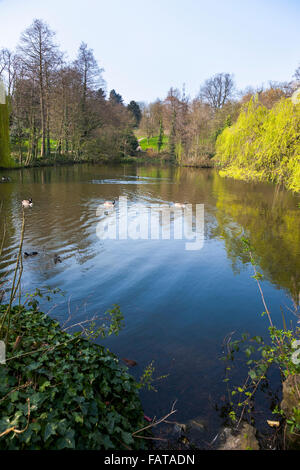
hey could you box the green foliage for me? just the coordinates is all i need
[168,111,177,160]
[139,361,156,391]
[286,407,300,436]
[215,97,300,192]
[127,101,142,128]
[121,129,139,156]
[212,114,232,142]
[83,305,124,340]
[0,305,148,450]
[138,360,169,392]
[222,237,300,440]
[157,119,164,153]
[223,324,300,433]
[212,173,300,302]
[24,287,64,311]
[109,89,123,106]
[138,135,168,152]
[81,127,138,160]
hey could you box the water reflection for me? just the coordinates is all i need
[211,175,300,302]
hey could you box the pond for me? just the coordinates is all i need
[0,163,299,447]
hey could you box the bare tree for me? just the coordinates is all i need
[200,73,235,109]
[73,42,104,147]
[18,19,60,157]
[294,64,300,83]
[50,66,82,155]
[0,50,6,77]
[0,49,19,97]
[74,42,104,106]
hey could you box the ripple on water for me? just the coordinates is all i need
[89,179,160,185]
[0,163,299,443]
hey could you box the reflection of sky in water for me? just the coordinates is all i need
[0,163,299,447]
[96,202,203,242]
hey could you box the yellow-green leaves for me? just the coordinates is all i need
[215,97,300,192]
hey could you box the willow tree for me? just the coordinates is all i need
[215,96,300,192]
[0,80,12,167]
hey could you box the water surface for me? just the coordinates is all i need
[0,164,299,446]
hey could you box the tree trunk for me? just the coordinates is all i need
[39,38,46,158]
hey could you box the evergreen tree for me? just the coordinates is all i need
[96,88,106,100]
[121,129,138,156]
[109,89,123,105]
[168,111,176,160]
[127,100,141,127]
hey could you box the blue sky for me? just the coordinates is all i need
[0,0,299,103]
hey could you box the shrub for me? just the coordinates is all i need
[215,97,300,192]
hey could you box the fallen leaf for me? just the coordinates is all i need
[122,358,137,367]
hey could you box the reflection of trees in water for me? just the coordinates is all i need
[211,174,300,302]
[0,182,18,277]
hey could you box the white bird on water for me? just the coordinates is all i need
[103,200,115,207]
[174,202,187,208]
[22,198,33,207]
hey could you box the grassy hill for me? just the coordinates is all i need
[137,135,169,152]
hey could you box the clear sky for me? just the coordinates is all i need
[0,0,299,103]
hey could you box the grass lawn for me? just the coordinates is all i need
[138,135,169,152]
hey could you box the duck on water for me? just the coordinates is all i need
[22,198,33,207]
[103,200,115,207]
[1,176,11,183]
[174,202,187,208]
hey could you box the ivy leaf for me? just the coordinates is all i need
[44,422,57,441]
[56,430,75,449]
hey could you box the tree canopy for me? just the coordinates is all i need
[215,96,300,192]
